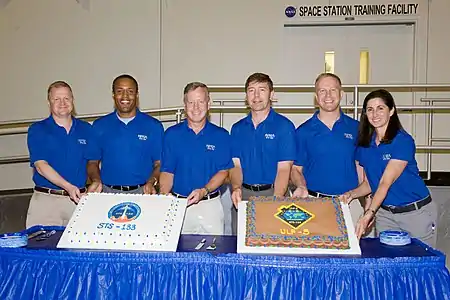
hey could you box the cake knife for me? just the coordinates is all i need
[194,238,206,250]
[206,238,217,251]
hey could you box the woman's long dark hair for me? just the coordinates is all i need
[357,89,403,147]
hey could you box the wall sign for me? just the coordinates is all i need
[285,3,419,18]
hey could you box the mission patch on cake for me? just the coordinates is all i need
[108,202,141,223]
[275,204,315,229]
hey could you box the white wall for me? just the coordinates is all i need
[0,0,449,190]
[0,0,161,120]
[0,0,161,189]
[161,0,286,107]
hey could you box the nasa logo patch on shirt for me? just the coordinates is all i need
[137,134,148,141]
[206,144,216,151]
[344,133,353,140]
[264,133,275,140]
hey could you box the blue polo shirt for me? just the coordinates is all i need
[231,108,296,185]
[161,120,233,196]
[356,130,429,206]
[27,116,100,189]
[294,111,359,195]
[92,110,164,186]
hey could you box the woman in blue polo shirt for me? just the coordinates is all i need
[341,89,437,247]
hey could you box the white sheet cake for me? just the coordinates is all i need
[57,193,187,252]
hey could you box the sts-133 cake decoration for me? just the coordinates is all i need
[57,193,187,252]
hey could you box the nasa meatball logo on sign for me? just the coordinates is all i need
[285,6,296,18]
[285,3,419,18]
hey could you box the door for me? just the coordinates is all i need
[278,24,425,167]
[279,23,415,125]
[342,24,415,132]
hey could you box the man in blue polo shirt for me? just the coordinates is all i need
[90,74,164,194]
[159,82,233,235]
[290,73,364,224]
[229,73,296,232]
[26,81,100,227]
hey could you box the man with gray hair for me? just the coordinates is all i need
[159,82,233,234]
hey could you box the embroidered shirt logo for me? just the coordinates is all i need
[382,153,391,161]
[78,139,87,145]
[344,133,353,140]
[206,144,216,151]
[138,134,147,141]
[265,133,275,140]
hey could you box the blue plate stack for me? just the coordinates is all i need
[0,233,28,248]
[380,230,411,246]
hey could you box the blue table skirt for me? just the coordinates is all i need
[0,226,449,300]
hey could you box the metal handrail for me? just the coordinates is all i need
[2,83,450,127]
[0,155,29,165]
[0,107,183,127]
[1,83,450,177]
[1,105,450,136]
[207,83,450,89]
[2,145,450,165]
[419,97,450,180]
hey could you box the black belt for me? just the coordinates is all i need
[105,184,145,191]
[174,190,220,201]
[242,183,274,192]
[34,186,86,196]
[308,189,337,198]
[380,195,432,214]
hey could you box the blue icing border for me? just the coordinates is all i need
[245,196,349,249]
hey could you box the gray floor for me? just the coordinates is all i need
[0,192,29,234]
[1,187,449,266]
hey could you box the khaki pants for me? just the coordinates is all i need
[182,195,224,235]
[26,191,76,228]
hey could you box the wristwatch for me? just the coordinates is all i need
[204,186,211,194]
[364,208,376,216]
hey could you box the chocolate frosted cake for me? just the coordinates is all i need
[245,196,349,249]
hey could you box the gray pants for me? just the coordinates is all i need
[102,185,144,195]
[220,184,233,235]
[231,187,275,235]
[376,200,438,248]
